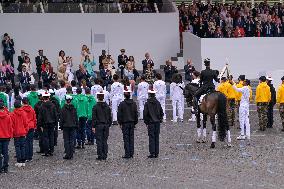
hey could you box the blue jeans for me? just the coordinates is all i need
[25,129,34,160]
[86,120,95,144]
[14,137,26,163]
[0,140,10,170]
[76,117,87,146]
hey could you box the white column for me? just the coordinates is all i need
[0,3,3,13]
[79,3,84,13]
[154,3,159,13]
[40,2,44,13]
[117,3,122,13]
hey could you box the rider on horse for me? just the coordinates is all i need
[192,58,219,114]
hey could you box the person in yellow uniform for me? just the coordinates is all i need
[277,76,284,132]
[235,75,246,122]
[255,76,271,131]
[217,77,236,127]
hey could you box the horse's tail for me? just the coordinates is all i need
[217,92,228,142]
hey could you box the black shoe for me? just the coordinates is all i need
[96,157,103,161]
[49,153,53,156]
[63,156,72,160]
[85,142,93,145]
[36,151,44,154]
[81,144,85,149]
[122,156,131,159]
[75,145,82,149]
[148,155,155,158]
[281,128,284,132]
[112,121,118,125]
[42,154,49,157]
[2,168,8,174]
[154,154,159,158]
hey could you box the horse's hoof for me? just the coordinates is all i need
[202,139,207,143]
[210,143,215,148]
[196,139,201,143]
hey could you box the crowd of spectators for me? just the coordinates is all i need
[179,1,284,38]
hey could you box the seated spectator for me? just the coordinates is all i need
[142,53,154,74]
[2,60,15,88]
[42,64,56,87]
[100,63,112,88]
[0,64,7,86]
[102,55,115,76]
[234,26,245,38]
[57,64,68,84]
[18,65,31,92]
[76,64,90,87]
[126,56,139,81]
[164,60,177,83]
[99,50,106,70]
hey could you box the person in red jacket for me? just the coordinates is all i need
[0,101,13,174]
[22,97,37,162]
[11,100,28,167]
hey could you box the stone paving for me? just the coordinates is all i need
[1,103,284,189]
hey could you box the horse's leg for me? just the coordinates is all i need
[202,114,207,143]
[210,115,217,148]
[196,112,202,143]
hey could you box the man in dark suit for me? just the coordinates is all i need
[100,64,112,89]
[142,53,154,74]
[184,59,195,82]
[99,50,107,70]
[267,77,276,128]
[164,60,178,83]
[35,49,46,80]
[2,33,15,68]
[18,65,31,92]
[17,50,26,72]
[118,49,128,79]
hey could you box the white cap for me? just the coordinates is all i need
[42,91,51,97]
[96,91,105,95]
[48,89,55,94]
[267,76,273,81]
[123,86,132,93]
[148,89,157,94]
[65,95,73,100]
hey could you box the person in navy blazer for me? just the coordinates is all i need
[142,53,154,74]
[100,64,112,88]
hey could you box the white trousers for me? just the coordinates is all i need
[156,96,166,119]
[138,97,147,119]
[112,97,123,122]
[172,98,184,121]
[239,106,250,138]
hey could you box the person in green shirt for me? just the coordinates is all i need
[27,84,39,109]
[0,86,8,108]
[85,87,97,145]
[61,86,76,108]
[73,87,88,149]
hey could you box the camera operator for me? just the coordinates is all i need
[2,33,15,68]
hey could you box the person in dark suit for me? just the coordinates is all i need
[35,49,46,80]
[75,65,90,87]
[164,60,178,83]
[99,50,107,70]
[142,53,154,74]
[41,64,54,87]
[2,33,15,68]
[267,77,276,128]
[18,65,31,92]
[118,49,128,79]
[100,63,112,89]
[184,59,195,82]
[17,50,26,72]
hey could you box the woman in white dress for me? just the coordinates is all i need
[58,50,66,68]
[65,56,74,83]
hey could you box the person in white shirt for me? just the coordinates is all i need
[91,79,103,99]
[232,79,250,140]
[103,86,110,105]
[137,76,149,120]
[170,74,185,122]
[71,80,77,95]
[56,80,67,101]
[153,73,167,121]
[110,74,124,125]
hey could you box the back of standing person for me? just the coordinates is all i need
[153,73,167,121]
[110,74,124,125]
[137,76,149,120]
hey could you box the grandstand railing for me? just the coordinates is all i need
[175,0,283,6]
[0,2,176,13]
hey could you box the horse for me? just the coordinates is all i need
[184,83,232,148]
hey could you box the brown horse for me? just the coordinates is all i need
[184,83,231,148]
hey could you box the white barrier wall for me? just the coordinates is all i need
[183,32,202,71]
[184,32,284,84]
[0,13,179,72]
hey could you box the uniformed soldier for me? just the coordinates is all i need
[143,88,164,158]
[49,89,61,146]
[92,91,112,161]
[110,74,124,125]
[193,58,219,113]
[255,76,271,131]
[117,86,138,159]
[170,74,185,122]
[276,76,284,131]
[91,78,103,99]
[266,76,276,128]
